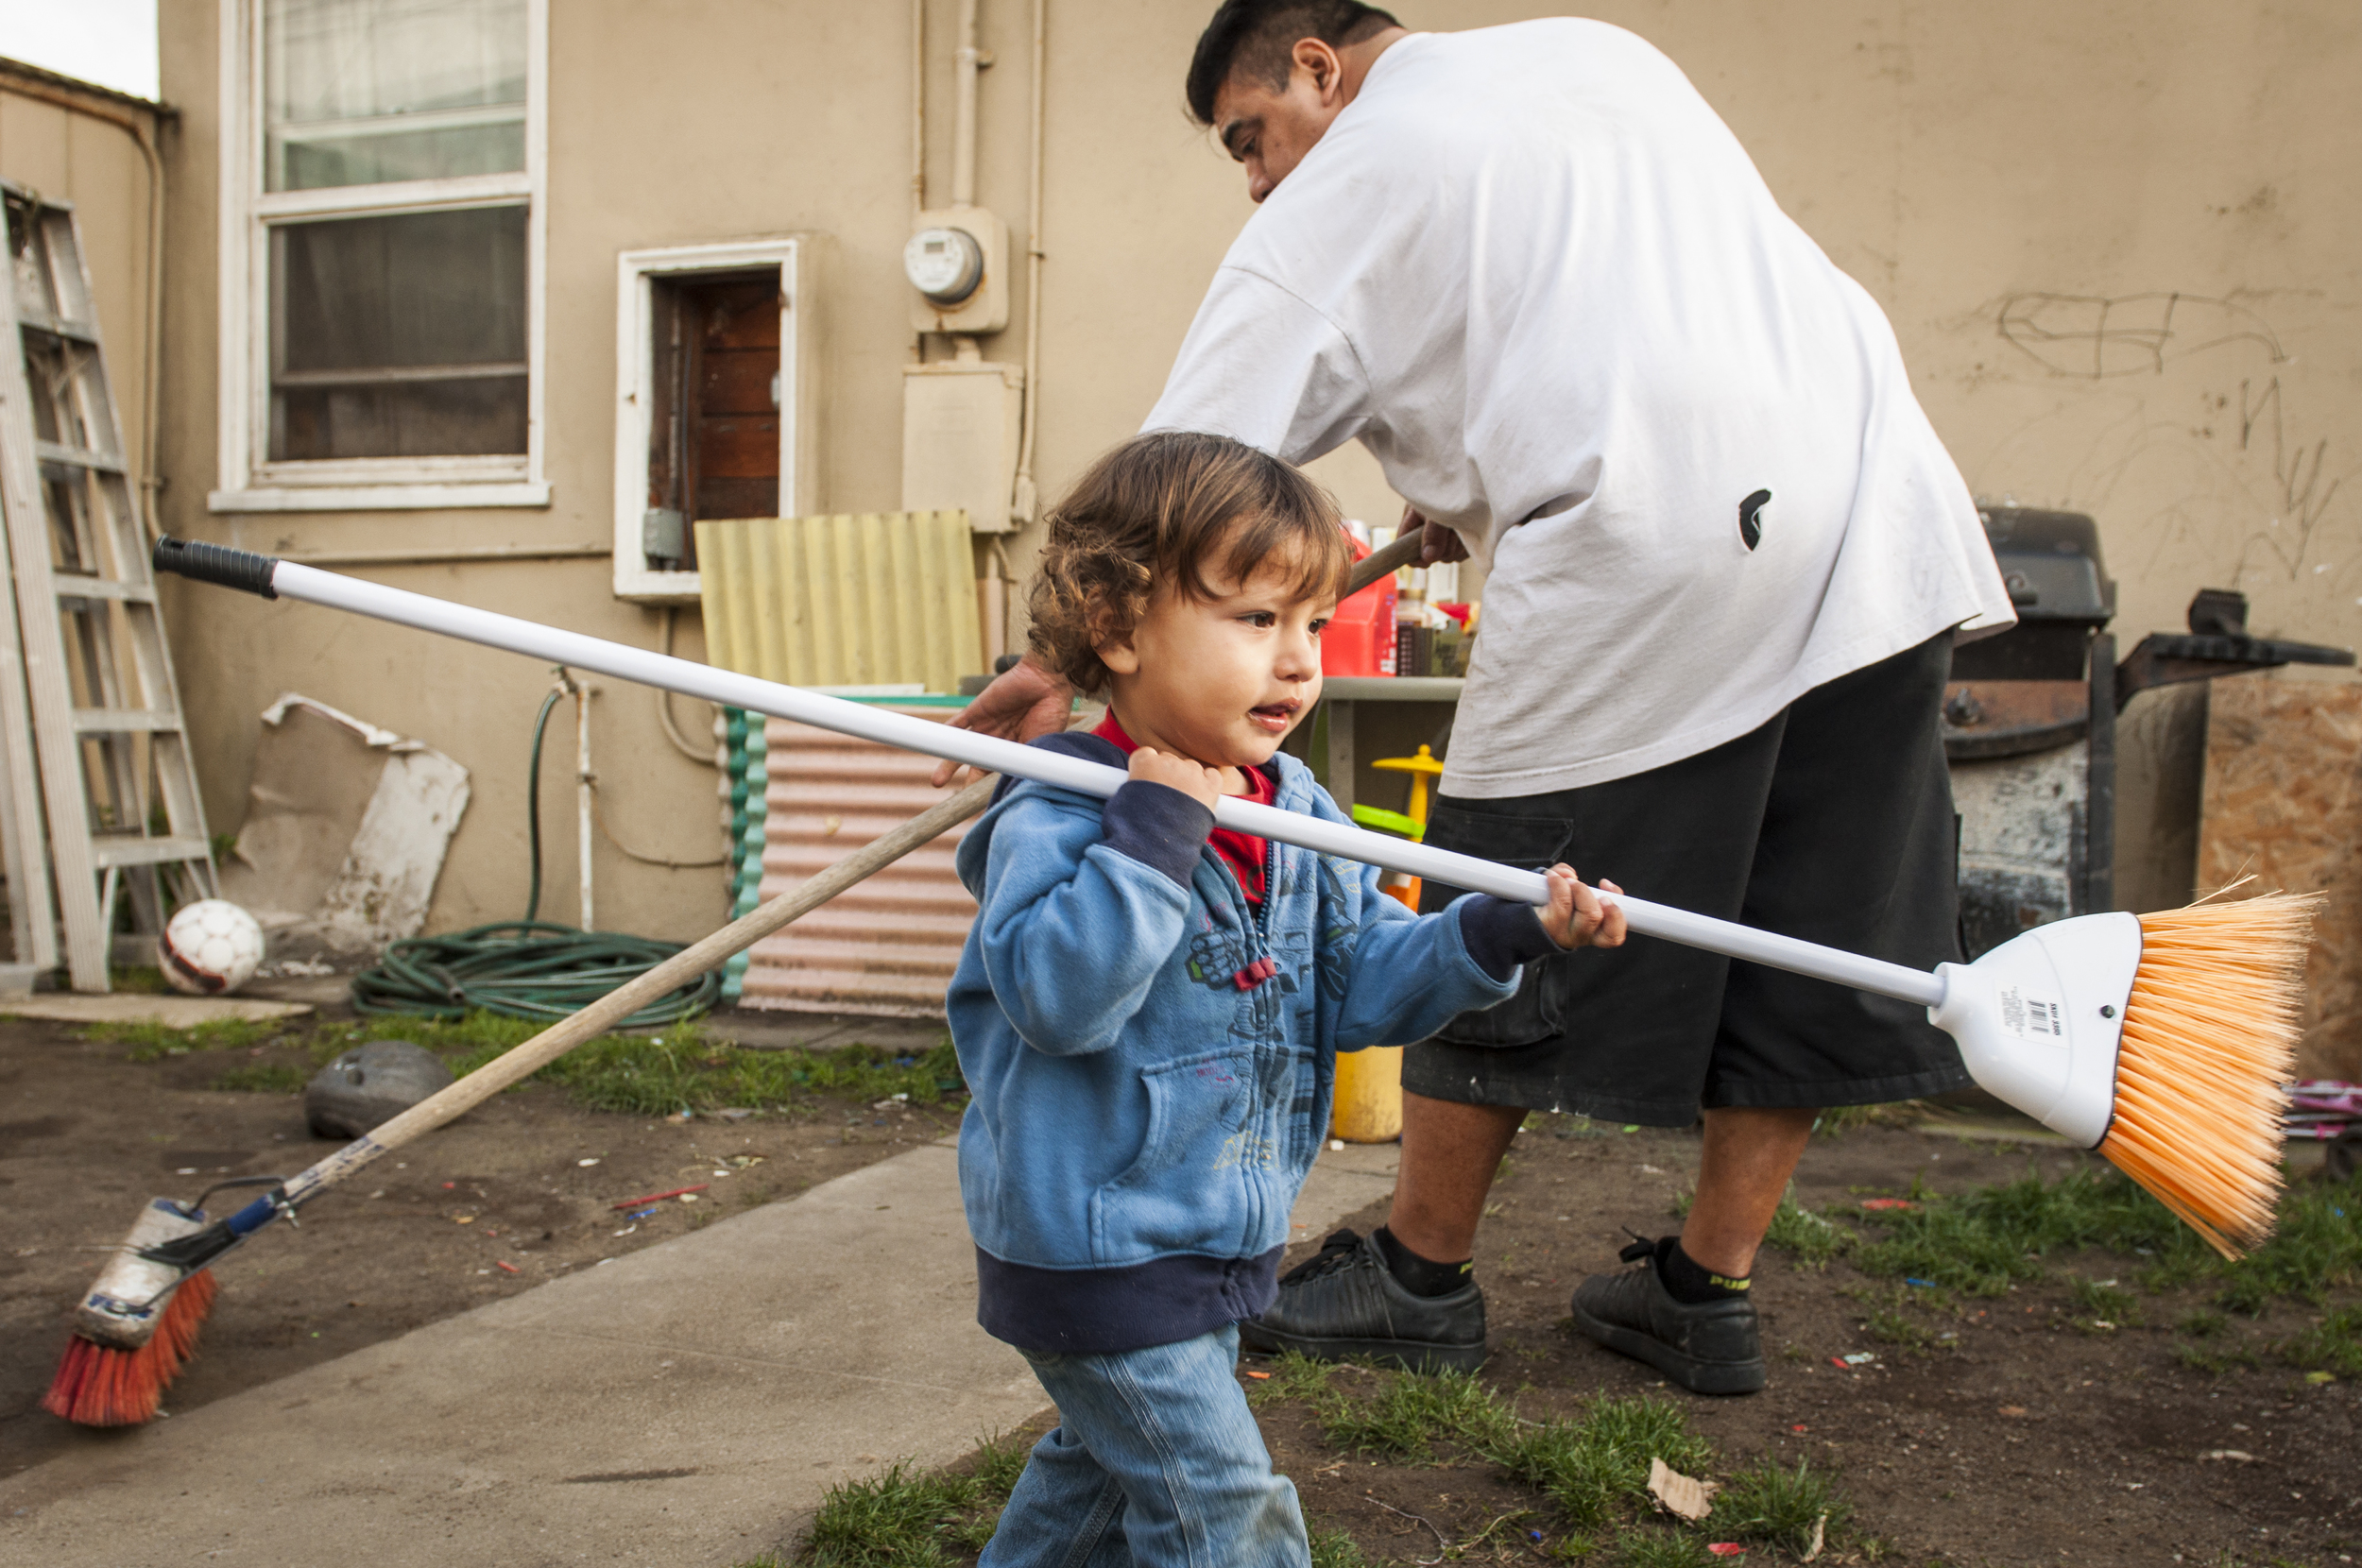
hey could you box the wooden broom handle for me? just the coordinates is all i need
[1345,527,1429,595]
[277,777,999,1207]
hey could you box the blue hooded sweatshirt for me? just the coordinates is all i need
[949,731,1558,1355]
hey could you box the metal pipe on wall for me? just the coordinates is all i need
[910,0,927,364]
[573,677,595,931]
[1010,0,1047,524]
[911,0,928,221]
[951,0,984,208]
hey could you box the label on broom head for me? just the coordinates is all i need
[1998,986,2063,1040]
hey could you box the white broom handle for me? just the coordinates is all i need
[250,556,1945,1011]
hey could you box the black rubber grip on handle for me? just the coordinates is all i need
[153,537,279,599]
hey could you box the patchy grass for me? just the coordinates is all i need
[1846,1163,2362,1314]
[793,1433,1029,1566]
[2067,1276,2141,1330]
[2275,1304,2362,1378]
[1308,1523,1375,1568]
[1253,1356,1750,1550]
[1613,1526,1717,1567]
[88,1015,281,1060]
[1762,1191,1857,1269]
[1317,1367,1503,1462]
[1811,1101,1926,1138]
[100,1010,968,1120]
[1714,1456,1849,1557]
[1863,1302,1948,1352]
[1246,1348,1338,1409]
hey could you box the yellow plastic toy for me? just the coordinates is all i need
[1334,744,1446,1143]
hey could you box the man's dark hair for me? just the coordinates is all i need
[1185,1,1401,126]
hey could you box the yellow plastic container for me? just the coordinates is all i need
[1331,1045,1405,1142]
[1329,744,1446,1143]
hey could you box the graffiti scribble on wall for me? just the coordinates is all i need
[1997,293,2285,380]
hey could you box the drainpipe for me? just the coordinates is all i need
[910,0,927,364]
[951,0,987,208]
[569,674,596,931]
[1010,0,1046,525]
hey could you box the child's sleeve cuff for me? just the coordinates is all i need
[1101,781,1214,886]
[1457,895,1561,980]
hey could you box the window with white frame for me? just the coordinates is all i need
[612,240,814,602]
[213,0,548,512]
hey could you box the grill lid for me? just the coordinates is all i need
[1950,507,2116,683]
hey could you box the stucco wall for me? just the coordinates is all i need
[0,72,160,495]
[156,1,2362,943]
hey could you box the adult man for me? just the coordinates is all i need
[945,0,2011,1395]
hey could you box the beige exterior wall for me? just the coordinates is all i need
[156,1,2362,943]
[0,67,163,500]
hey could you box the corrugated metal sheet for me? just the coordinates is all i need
[695,511,982,692]
[735,707,979,1017]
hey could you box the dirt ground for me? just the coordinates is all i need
[7,1004,2356,1567]
[1255,1118,2355,1568]
[0,1004,948,1479]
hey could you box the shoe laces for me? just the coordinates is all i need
[1279,1228,1366,1286]
[1617,1228,1663,1266]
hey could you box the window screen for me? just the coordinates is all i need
[264,0,527,192]
[268,206,528,461]
[254,0,532,468]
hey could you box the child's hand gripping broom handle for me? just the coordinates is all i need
[132,772,997,1276]
[155,538,1948,1014]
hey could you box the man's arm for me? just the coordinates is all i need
[932,656,1073,787]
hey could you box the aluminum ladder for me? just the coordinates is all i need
[0,181,216,991]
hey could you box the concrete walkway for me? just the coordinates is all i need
[0,1136,1401,1568]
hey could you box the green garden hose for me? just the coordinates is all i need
[351,673,722,1026]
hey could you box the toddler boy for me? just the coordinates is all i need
[950,431,1623,1567]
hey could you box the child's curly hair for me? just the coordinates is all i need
[1028,432,1352,694]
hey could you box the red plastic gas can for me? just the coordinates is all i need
[1323,534,1397,678]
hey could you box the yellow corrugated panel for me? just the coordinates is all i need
[694,511,982,691]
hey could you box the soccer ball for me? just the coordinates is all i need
[159,900,266,995]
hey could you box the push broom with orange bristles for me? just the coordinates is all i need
[52,536,2319,1426]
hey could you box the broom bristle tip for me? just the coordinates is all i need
[2100,893,2319,1257]
[41,1268,216,1427]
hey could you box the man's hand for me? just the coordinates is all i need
[1128,746,1224,811]
[1401,503,1470,567]
[1537,865,1625,950]
[931,656,1075,787]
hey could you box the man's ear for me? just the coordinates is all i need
[1291,38,1344,103]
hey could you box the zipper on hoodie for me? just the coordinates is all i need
[1204,804,1284,1250]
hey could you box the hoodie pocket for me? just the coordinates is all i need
[1088,1048,1257,1263]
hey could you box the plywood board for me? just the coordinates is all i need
[2197,674,2362,1080]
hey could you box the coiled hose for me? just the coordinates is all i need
[351,675,723,1026]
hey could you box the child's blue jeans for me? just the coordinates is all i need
[979,1324,1309,1568]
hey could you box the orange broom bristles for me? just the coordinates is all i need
[41,1268,218,1427]
[2097,892,2320,1259]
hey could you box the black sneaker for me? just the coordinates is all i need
[1240,1229,1487,1373]
[1568,1236,1766,1395]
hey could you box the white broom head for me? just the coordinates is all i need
[1929,912,2142,1150]
[1930,895,2318,1256]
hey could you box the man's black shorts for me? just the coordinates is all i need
[1405,631,1971,1124]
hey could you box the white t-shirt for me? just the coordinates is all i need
[1144,20,2012,796]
